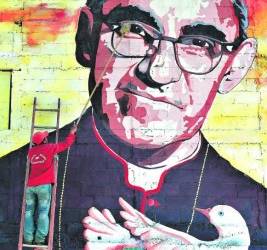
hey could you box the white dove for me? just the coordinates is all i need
[119,197,250,250]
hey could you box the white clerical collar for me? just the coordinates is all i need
[92,113,202,191]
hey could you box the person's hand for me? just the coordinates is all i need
[83,207,138,250]
[70,124,77,134]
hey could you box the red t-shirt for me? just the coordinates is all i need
[27,133,76,187]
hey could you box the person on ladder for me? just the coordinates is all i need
[24,125,77,245]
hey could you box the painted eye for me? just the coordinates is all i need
[179,37,214,49]
[112,23,146,37]
[130,24,146,36]
[191,38,214,49]
[218,211,224,216]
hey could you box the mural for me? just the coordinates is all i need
[0,0,267,249]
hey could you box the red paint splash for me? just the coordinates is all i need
[247,0,267,37]
[0,3,79,46]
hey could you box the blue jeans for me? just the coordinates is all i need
[24,184,52,243]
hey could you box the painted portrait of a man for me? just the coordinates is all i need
[0,0,266,249]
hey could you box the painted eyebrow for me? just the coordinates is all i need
[104,5,161,31]
[181,23,227,42]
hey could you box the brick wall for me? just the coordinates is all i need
[0,1,267,249]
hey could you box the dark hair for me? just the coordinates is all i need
[85,0,249,39]
[233,0,249,40]
[86,0,105,13]
[77,0,249,70]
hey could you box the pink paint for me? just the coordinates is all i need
[81,6,94,31]
[195,207,211,220]
[147,198,160,207]
[215,0,239,39]
[83,53,91,61]
[102,1,134,15]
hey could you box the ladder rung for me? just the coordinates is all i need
[23,243,48,248]
[35,108,59,112]
[34,126,57,129]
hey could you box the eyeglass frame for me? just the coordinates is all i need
[102,20,244,75]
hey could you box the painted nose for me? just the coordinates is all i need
[150,40,182,84]
[136,40,182,88]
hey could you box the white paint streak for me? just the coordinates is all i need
[150,0,202,19]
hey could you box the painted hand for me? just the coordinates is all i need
[119,197,192,250]
[83,207,138,250]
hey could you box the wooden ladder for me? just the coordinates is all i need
[18,97,61,250]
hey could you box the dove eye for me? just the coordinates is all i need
[218,211,224,216]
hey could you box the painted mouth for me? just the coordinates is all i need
[117,83,186,109]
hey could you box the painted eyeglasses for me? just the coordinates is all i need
[108,21,242,75]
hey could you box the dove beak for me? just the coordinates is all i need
[195,207,211,219]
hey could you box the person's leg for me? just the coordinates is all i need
[24,187,36,244]
[34,184,52,244]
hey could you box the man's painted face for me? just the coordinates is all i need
[93,0,239,148]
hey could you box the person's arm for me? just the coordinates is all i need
[54,125,77,154]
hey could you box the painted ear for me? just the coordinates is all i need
[75,7,94,67]
[218,38,257,94]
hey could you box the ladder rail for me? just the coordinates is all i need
[56,98,60,144]
[18,97,61,250]
[48,98,61,249]
[48,157,59,250]
[18,97,37,250]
